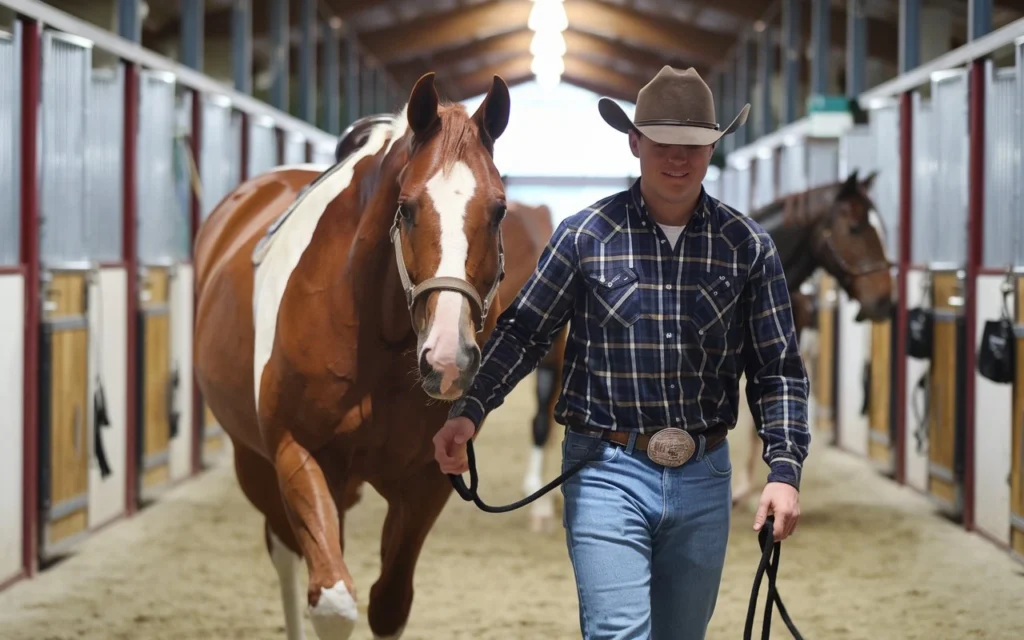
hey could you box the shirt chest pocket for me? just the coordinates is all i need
[690,272,743,338]
[585,266,642,329]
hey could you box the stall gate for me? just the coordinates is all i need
[283,131,307,166]
[924,70,971,519]
[752,152,775,210]
[37,31,94,561]
[247,114,278,179]
[1010,40,1024,563]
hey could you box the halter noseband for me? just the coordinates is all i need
[389,205,505,333]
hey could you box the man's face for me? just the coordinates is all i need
[629,129,714,205]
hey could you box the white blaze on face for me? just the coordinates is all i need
[421,161,476,392]
[867,208,891,261]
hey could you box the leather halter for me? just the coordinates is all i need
[389,206,505,333]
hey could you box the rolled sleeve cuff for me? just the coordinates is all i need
[767,456,803,491]
[448,396,486,430]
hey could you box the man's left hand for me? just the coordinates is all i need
[754,482,801,541]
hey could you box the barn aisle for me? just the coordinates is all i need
[0,375,1022,640]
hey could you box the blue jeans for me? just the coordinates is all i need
[560,427,732,640]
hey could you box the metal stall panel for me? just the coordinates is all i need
[703,166,721,201]
[983,63,1018,269]
[173,90,194,251]
[912,92,936,266]
[87,66,124,263]
[720,165,736,210]
[930,70,969,268]
[0,26,20,267]
[732,162,752,214]
[283,131,307,165]
[752,152,775,210]
[39,32,92,268]
[839,124,874,181]
[200,95,238,220]
[806,139,839,189]
[137,70,183,265]
[870,103,902,260]
[778,141,806,197]
[311,142,335,166]
[247,115,277,178]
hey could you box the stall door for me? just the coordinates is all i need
[814,274,838,443]
[1011,276,1024,562]
[39,271,90,560]
[868,319,894,472]
[928,271,966,518]
[137,267,174,503]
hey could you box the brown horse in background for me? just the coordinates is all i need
[193,73,511,640]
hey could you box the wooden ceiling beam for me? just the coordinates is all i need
[450,53,643,103]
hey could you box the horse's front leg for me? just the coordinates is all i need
[367,465,453,639]
[272,431,358,640]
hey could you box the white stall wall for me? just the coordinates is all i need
[87,268,128,529]
[170,265,194,481]
[904,269,931,493]
[0,275,24,583]
[973,275,1015,545]
[837,290,871,456]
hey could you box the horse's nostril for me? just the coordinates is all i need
[419,350,432,377]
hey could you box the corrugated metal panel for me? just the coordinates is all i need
[778,141,806,197]
[310,143,335,166]
[869,103,901,259]
[930,70,969,267]
[806,139,839,189]
[200,95,238,219]
[733,163,752,214]
[703,166,721,201]
[229,110,242,192]
[137,70,183,264]
[1016,40,1024,267]
[720,166,736,209]
[839,125,874,181]
[752,153,775,210]
[283,131,307,165]
[0,26,21,267]
[87,66,124,263]
[173,90,194,256]
[911,92,936,265]
[983,62,1018,269]
[247,115,277,178]
[40,31,92,267]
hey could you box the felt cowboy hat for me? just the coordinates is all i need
[598,65,750,146]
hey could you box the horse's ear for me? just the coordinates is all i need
[839,170,860,197]
[860,170,879,191]
[408,72,440,137]
[471,75,511,144]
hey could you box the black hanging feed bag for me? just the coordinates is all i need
[977,317,1015,384]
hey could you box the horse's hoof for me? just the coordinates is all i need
[310,580,358,639]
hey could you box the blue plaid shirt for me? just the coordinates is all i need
[450,179,810,489]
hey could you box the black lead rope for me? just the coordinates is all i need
[744,516,804,640]
[447,438,594,513]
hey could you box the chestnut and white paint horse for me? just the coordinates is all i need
[194,73,511,639]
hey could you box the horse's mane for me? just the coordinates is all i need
[748,181,842,236]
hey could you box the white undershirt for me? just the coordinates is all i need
[657,223,686,250]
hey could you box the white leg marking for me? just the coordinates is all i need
[269,531,307,640]
[420,161,477,392]
[309,580,359,640]
[525,446,555,532]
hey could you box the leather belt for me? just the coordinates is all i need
[567,423,728,468]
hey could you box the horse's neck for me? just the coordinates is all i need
[751,187,834,290]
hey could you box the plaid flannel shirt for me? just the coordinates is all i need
[449,178,810,489]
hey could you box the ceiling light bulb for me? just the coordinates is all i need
[528,0,568,32]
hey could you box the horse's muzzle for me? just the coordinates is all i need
[419,343,481,399]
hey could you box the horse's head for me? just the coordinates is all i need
[389,72,511,401]
[816,170,894,321]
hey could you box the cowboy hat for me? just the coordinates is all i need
[599,65,750,146]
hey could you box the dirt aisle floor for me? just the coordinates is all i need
[1,375,1023,640]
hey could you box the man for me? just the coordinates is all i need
[434,66,809,639]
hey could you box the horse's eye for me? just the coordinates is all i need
[398,203,415,221]
[492,203,507,224]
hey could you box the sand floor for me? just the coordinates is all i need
[1,375,1023,640]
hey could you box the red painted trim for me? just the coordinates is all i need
[306,140,314,163]
[0,265,26,276]
[123,62,140,515]
[0,570,26,593]
[977,267,1012,276]
[893,91,914,487]
[190,88,203,477]
[962,59,986,533]
[19,19,40,580]
[97,261,127,270]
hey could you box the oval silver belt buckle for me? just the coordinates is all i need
[645,428,695,468]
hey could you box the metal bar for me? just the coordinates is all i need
[893,91,913,487]
[48,493,88,521]
[321,21,339,134]
[2,0,335,143]
[812,0,831,94]
[123,61,139,516]
[782,0,800,124]
[929,462,956,483]
[344,26,359,128]
[116,0,139,43]
[140,303,170,316]
[270,0,289,112]
[232,0,252,94]
[847,0,867,96]
[143,450,170,471]
[735,39,751,149]
[969,0,992,42]
[757,26,773,138]
[299,0,316,123]
[42,315,89,330]
[180,0,203,72]
[899,0,921,74]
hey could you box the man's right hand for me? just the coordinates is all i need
[433,417,476,475]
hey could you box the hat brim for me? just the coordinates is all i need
[598,97,751,145]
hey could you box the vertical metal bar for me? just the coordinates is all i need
[811,0,831,95]
[847,0,867,96]
[735,41,751,148]
[270,0,289,112]
[757,27,773,138]
[117,0,140,43]
[782,0,800,124]
[344,27,359,128]
[362,60,375,117]
[19,16,41,579]
[968,0,992,42]
[894,91,914,486]
[899,0,921,73]
[189,86,203,475]
[232,0,252,94]
[299,0,316,123]
[122,60,139,512]
[180,0,203,72]
[321,21,339,134]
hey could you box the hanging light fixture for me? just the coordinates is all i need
[528,0,568,33]
[529,29,566,57]
[531,54,565,78]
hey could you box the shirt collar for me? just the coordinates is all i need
[628,177,710,228]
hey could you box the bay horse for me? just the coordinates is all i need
[521,169,895,530]
[193,73,511,639]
